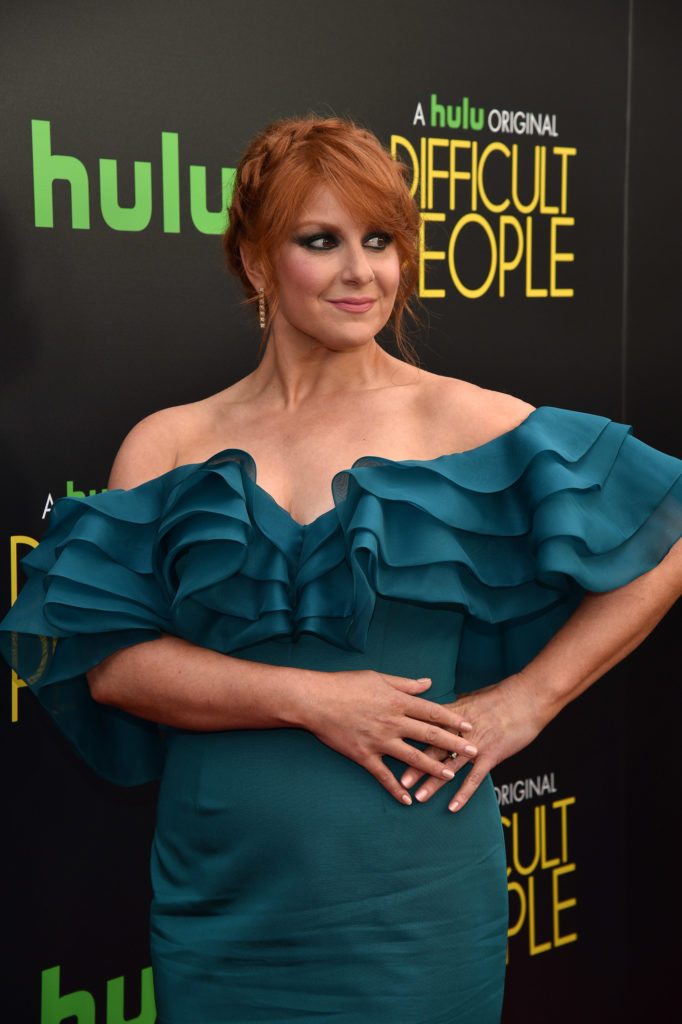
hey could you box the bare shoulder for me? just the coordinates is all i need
[416,372,537,448]
[463,381,537,433]
[107,402,201,490]
[107,376,257,490]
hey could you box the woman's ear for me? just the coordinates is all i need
[239,243,265,291]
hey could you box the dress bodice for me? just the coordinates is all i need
[1,404,680,785]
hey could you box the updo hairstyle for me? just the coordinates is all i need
[223,114,422,364]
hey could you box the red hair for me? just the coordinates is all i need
[223,114,422,364]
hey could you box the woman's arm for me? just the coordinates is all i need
[506,533,682,725]
[87,638,478,804]
[86,635,320,731]
[399,535,682,810]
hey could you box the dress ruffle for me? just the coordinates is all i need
[1,405,680,784]
[331,408,682,646]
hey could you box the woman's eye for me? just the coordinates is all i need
[298,234,337,250]
[295,231,393,251]
[364,233,393,250]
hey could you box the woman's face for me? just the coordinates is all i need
[269,186,401,352]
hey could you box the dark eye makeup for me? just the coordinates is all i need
[294,231,393,251]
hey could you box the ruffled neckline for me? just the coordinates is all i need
[5,401,680,785]
[179,404,547,530]
[16,399,680,659]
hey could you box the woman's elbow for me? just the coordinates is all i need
[86,663,112,704]
[86,659,120,705]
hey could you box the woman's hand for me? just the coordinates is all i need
[302,671,480,805]
[399,675,547,812]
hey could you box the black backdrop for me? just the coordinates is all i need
[2,2,679,1021]
[623,2,681,1017]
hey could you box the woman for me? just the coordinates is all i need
[2,115,681,1023]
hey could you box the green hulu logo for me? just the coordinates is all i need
[66,480,107,498]
[430,93,485,131]
[41,965,156,1024]
[32,119,235,233]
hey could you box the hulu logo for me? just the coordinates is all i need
[32,119,235,234]
[66,480,107,498]
[430,93,485,131]
[41,965,156,1024]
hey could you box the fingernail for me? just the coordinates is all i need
[450,800,460,812]
[442,768,455,779]
[460,721,473,730]
[464,745,478,756]
[417,677,431,683]
[402,793,412,804]
[415,788,428,801]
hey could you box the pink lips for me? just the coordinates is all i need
[327,298,376,313]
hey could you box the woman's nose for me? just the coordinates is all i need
[340,242,375,284]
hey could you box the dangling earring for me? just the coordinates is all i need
[258,287,266,330]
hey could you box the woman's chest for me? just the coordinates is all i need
[171,384,488,526]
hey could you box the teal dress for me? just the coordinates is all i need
[2,405,681,1023]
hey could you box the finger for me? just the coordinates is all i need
[389,739,467,783]
[400,747,444,788]
[400,740,474,788]
[363,754,416,805]
[385,675,434,694]
[401,693,474,733]
[448,762,491,813]
[414,752,475,801]
[414,772,456,801]
[402,722,478,762]
[400,747,472,791]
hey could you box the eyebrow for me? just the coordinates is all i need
[293,221,341,231]
[292,220,379,233]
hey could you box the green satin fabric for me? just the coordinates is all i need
[1,405,681,1021]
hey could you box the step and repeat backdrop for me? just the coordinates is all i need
[2,2,678,1021]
